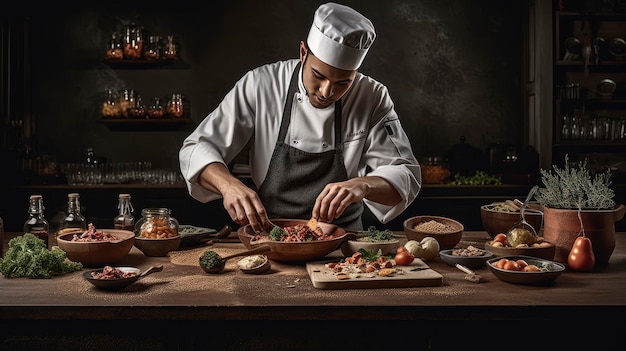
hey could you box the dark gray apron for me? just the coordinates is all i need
[257,63,364,231]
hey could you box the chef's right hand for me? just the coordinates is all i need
[198,162,271,233]
[221,183,271,233]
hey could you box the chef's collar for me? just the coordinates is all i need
[306,2,375,71]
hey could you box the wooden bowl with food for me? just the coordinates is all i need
[56,226,135,267]
[237,219,356,262]
[480,202,543,239]
[403,215,464,250]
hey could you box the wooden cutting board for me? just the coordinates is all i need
[306,258,443,290]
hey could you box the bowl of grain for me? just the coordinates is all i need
[403,215,464,250]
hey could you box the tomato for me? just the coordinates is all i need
[394,250,415,266]
[568,236,595,272]
[397,246,408,254]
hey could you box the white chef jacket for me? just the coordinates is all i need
[179,59,422,224]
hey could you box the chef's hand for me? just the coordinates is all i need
[198,163,271,233]
[312,176,402,222]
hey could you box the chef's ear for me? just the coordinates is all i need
[299,41,308,62]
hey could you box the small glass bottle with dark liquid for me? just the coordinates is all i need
[24,195,50,248]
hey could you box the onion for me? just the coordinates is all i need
[404,240,423,257]
[419,237,440,261]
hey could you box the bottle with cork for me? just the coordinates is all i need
[23,195,50,248]
[114,193,135,231]
[58,193,87,238]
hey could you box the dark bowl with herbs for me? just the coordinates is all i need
[339,226,400,257]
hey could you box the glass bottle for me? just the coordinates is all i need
[144,35,161,60]
[135,207,179,238]
[24,195,50,248]
[163,35,177,60]
[166,93,184,118]
[105,32,123,60]
[58,193,87,237]
[119,89,136,118]
[128,94,146,118]
[114,193,135,231]
[101,88,121,118]
[123,22,143,59]
[146,97,165,118]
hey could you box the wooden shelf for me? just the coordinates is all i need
[98,118,192,130]
[103,58,178,69]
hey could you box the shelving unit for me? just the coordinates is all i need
[553,9,626,180]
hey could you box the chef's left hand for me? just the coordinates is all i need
[312,178,367,223]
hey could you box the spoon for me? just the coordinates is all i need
[201,245,272,274]
[506,185,539,245]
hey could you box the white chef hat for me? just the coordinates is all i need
[306,2,376,70]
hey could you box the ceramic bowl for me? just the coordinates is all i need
[340,238,400,257]
[238,255,272,274]
[56,229,135,267]
[403,215,464,249]
[484,239,556,260]
[83,265,163,291]
[480,203,543,239]
[237,219,356,262]
[134,235,181,257]
[439,248,495,269]
[178,225,216,246]
[486,255,565,285]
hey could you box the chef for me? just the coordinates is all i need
[179,2,421,233]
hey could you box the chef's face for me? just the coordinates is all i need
[300,41,356,109]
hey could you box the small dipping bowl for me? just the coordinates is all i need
[238,255,271,274]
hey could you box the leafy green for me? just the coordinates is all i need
[360,226,394,242]
[357,248,385,262]
[0,233,83,279]
[269,226,287,241]
[450,171,502,185]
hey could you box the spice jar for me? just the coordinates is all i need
[144,35,161,60]
[101,88,121,118]
[135,208,179,239]
[119,89,136,118]
[105,32,123,60]
[128,94,146,118]
[163,35,177,60]
[146,97,165,118]
[166,93,184,118]
[123,23,143,59]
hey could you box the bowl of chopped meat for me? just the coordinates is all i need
[237,218,356,262]
[56,224,135,267]
[403,215,464,249]
[84,265,162,291]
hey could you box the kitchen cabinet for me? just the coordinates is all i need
[553,8,626,181]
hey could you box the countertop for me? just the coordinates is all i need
[1,231,626,350]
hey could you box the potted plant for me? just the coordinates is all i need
[534,155,625,266]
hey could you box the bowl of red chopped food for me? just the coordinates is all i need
[56,224,135,267]
[237,218,356,262]
[83,265,162,291]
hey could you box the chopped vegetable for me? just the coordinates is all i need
[269,226,287,241]
[199,250,224,270]
[359,226,394,242]
[0,233,83,279]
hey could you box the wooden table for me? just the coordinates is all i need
[1,231,625,350]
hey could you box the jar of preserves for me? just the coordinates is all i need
[105,32,123,60]
[163,35,177,60]
[119,89,136,118]
[135,208,179,239]
[123,23,143,60]
[146,97,165,118]
[166,93,184,118]
[101,88,121,118]
[128,94,146,118]
[144,35,161,60]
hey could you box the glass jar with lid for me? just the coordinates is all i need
[128,94,146,118]
[123,23,143,59]
[58,193,87,237]
[146,97,165,118]
[105,32,123,60]
[163,35,177,60]
[166,93,184,118]
[119,89,136,118]
[101,88,121,118]
[144,35,161,60]
[135,208,179,239]
[114,193,135,231]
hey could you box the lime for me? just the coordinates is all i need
[506,227,537,247]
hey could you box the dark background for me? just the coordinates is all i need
[5,0,524,170]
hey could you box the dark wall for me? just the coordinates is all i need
[10,0,524,170]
